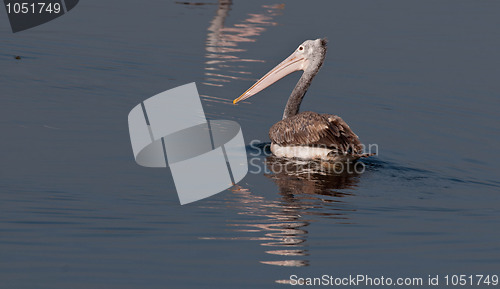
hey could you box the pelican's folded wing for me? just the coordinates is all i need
[269,111,363,154]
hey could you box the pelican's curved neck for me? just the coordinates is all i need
[282,70,315,119]
[282,41,326,119]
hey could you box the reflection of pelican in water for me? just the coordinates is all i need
[201,155,360,268]
[264,155,361,203]
[233,39,373,162]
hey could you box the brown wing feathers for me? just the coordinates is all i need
[269,111,363,154]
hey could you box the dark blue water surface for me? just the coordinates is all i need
[1,1,499,288]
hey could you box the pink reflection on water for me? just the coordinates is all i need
[202,1,285,102]
[199,156,360,269]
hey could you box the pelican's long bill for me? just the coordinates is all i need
[233,50,306,104]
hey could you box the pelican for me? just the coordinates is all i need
[233,38,371,162]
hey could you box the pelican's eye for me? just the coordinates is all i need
[298,46,304,51]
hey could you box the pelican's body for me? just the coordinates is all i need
[269,111,363,162]
[234,38,369,162]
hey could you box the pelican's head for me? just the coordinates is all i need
[233,38,327,104]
